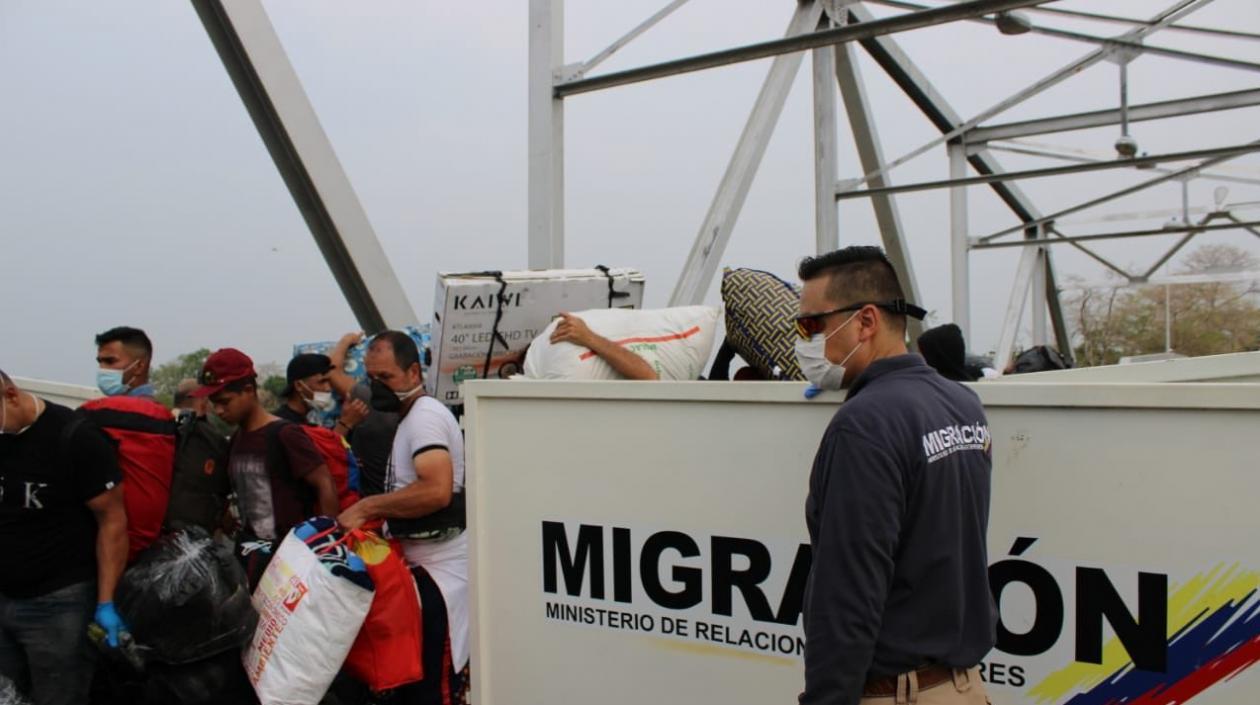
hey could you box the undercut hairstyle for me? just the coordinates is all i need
[369,331,421,374]
[799,246,908,333]
[95,326,153,359]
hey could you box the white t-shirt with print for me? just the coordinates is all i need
[386,395,469,671]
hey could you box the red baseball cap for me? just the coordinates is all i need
[191,348,257,398]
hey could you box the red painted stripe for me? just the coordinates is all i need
[1127,633,1260,704]
[577,326,702,361]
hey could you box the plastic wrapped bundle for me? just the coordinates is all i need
[0,675,32,705]
[116,527,258,665]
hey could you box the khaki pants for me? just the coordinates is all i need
[859,668,990,705]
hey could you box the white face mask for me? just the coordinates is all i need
[299,382,336,413]
[394,384,423,402]
[794,311,864,391]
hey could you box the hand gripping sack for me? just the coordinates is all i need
[343,532,424,692]
[720,268,805,380]
[116,527,257,665]
[243,517,374,705]
[523,306,720,381]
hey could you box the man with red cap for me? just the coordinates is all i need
[193,349,338,542]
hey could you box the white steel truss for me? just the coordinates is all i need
[526,0,1259,367]
[188,0,1258,364]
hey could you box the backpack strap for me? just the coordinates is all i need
[262,419,293,480]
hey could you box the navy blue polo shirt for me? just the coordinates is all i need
[800,354,997,705]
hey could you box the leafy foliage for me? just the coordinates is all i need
[1067,245,1260,367]
[151,348,210,407]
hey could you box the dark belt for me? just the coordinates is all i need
[863,665,953,698]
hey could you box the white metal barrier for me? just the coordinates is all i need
[1002,350,1260,384]
[12,376,100,408]
[464,379,1260,705]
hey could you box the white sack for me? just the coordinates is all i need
[524,306,720,381]
[243,528,374,705]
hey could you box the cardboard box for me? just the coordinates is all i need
[427,268,645,405]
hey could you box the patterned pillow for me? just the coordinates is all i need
[721,268,805,380]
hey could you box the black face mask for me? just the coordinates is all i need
[369,378,403,413]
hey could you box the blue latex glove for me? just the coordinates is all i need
[94,602,127,648]
[803,384,823,400]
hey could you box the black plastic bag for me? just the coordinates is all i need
[143,649,258,705]
[1012,345,1071,374]
[116,527,258,665]
[0,675,32,705]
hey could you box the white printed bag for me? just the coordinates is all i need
[242,518,375,705]
[524,306,721,381]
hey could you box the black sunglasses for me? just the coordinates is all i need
[795,300,928,340]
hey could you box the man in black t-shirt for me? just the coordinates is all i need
[0,370,129,705]
[326,332,402,497]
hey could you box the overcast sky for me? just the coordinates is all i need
[3,0,1259,386]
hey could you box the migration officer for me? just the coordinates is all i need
[794,246,996,705]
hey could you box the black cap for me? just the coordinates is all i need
[281,353,334,397]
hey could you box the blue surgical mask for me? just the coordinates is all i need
[97,360,138,397]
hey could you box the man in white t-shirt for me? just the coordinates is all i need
[338,331,468,704]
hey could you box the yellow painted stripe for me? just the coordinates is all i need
[1028,563,1259,702]
[646,636,799,667]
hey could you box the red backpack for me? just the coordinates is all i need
[80,396,176,563]
[265,421,362,512]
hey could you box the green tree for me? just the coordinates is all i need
[151,350,286,409]
[257,362,286,411]
[151,348,211,407]
[1068,245,1260,366]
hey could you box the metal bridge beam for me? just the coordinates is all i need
[529,0,566,268]
[669,1,823,306]
[848,3,1072,361]
[834,143,1260,200]
[192,0,418,331]
[812,12,840,254]
[970,88,1260,143]
[834,36,924,342]
[554,0,1053,97]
